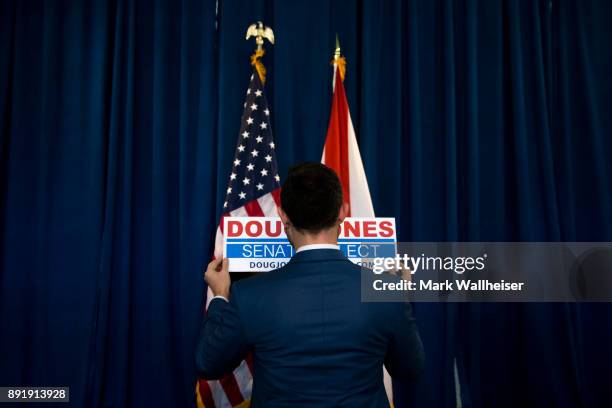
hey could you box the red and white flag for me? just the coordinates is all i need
[322,62,374,218]
[321,50,394,406]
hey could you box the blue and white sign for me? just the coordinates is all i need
[223,217,397,272]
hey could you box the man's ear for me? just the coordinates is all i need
[277,207,290,226]
[338,202,350,222]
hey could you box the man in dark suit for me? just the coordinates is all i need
[196,162,424,407]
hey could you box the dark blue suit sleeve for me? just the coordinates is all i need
[384,302,425,380]
[195,290,250,379]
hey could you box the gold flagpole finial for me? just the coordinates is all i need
[246,21,275,52]
[246,21,274,83]
[332,34,346,82]
[334,34,341,60]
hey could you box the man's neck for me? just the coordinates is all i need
[291,229,338,252]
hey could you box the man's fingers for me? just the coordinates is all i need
[401,267,412,282]
[388,266,412,282]
[203,258,232,299]
[205,259,224,283]
[208,258,223,271]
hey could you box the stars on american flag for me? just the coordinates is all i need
[223,72,281,213]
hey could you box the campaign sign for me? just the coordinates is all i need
[223,217,397,272]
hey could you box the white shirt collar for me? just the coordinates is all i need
[295,243,340,253]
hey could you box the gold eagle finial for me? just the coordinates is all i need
[245,21,275,52]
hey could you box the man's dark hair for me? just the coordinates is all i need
[280,162,344,232]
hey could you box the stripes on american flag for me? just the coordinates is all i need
[197,69,281,408]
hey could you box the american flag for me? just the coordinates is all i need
[196,68,280,408]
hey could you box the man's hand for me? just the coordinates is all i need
[205,258,231,299]
[390,265,412,282]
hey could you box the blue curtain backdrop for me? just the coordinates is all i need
[1,0,611,407]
